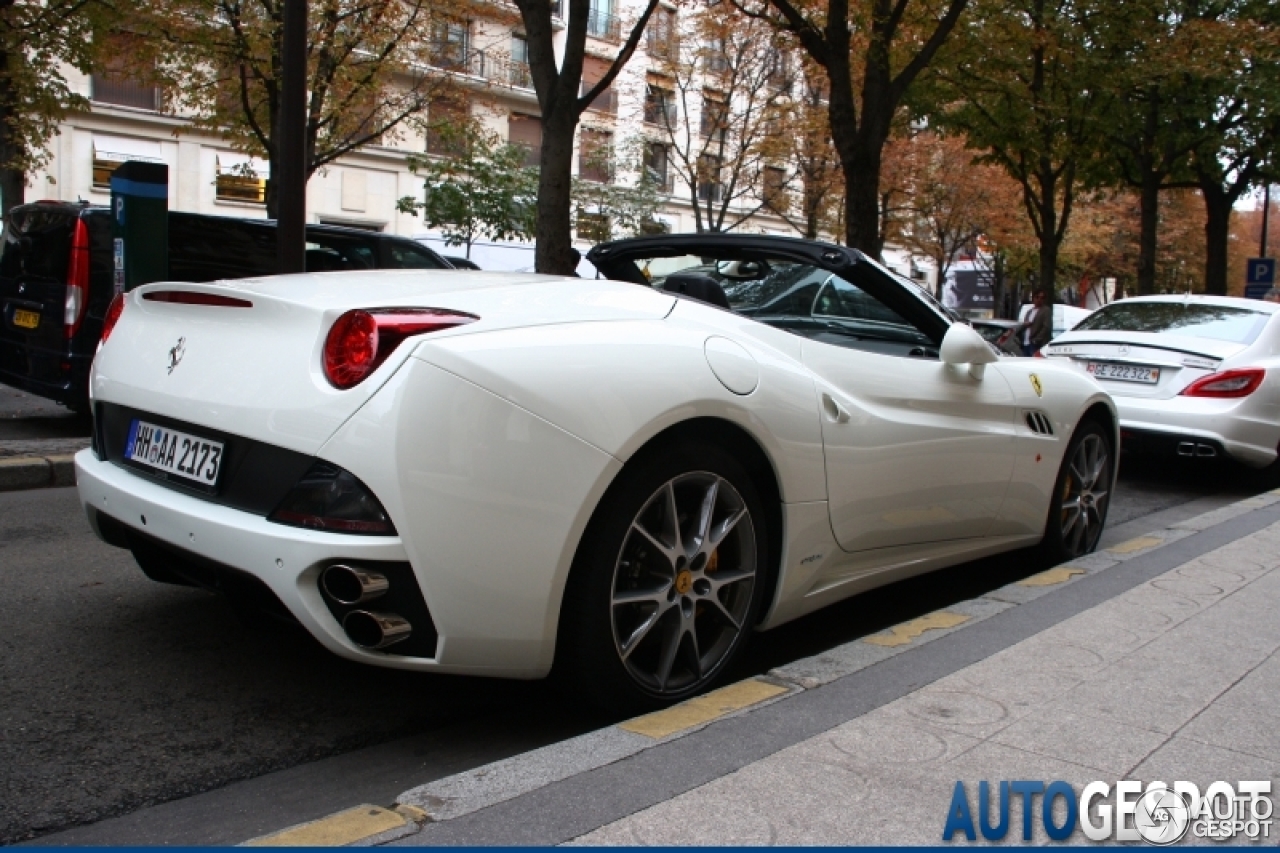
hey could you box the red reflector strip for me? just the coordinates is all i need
[143,291,253,308]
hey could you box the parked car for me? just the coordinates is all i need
[1043,294,1280,468]
[971,318,1022,355]
[0,201,451,410]
[76,233,1115,709]
[442,255,481,270]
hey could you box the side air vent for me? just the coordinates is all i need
[1025,411,1054,436]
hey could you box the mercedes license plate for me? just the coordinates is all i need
[1085,361,1160,384]
[125,419,224,485]
[13,309,39,329]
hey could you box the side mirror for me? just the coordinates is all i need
[940,323,999,378]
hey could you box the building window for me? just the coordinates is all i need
[763,166,789,213]
[427,98,470,156]
[92,158,123,191]
[700,93,726,140]
[643,83,676,126]
[91,137,164,191]
[766,51,791,92]
[697,153,723,202]
[576,210,611,241]
[215,156,267,204]
[91,34,161,111]
[586,0,621,41]
[578,128,613,183]
[703,36,728,75]
[508,113,542,168]
[580,56,617,114]
[647,7,677,60]
[509,34,533,88]
[431,19,470,71]
[644,142,672,192]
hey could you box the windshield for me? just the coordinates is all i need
[1074,301,1270,345]
[644,257,936,350]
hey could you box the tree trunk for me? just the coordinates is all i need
[1200,180,1232,296]
[1136,168,1160,295]
[534,108,577,275]
[0,39,24,216]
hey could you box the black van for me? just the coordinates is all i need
[0,202,452,410]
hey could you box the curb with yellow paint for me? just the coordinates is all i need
[244,804,424,847]
[1018,566,1086,587]
[620,678,791,739]
[863,610,969,647]
[1107,535,1164,554]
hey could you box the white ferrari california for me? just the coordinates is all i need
[1043,294,1280,469]
[76,234,1116,708]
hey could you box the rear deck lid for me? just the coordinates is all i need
[92,271,674,456]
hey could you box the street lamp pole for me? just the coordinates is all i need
[1262,184,1271,259]
[278,0,307,274]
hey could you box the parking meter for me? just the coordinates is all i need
[110,160,169,293]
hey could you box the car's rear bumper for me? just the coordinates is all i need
[1113,394,1280,468]
[0,332,93,403]
[75,448,470,673]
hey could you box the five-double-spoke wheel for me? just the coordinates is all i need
[1043,419,1114,562]
[559,441,767,711]
[612,471,757,695]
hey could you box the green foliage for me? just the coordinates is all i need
[0,0,111,207]
[399,122,537,257]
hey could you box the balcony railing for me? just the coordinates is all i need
[91,75,161,111]
[586,7,622,41]
[443,50,536,91]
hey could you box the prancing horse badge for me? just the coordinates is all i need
[1029,373,1043,397]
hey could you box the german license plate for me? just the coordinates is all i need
[13,309,39,329]
[1085,361,1160,384]
[125,419,224,485]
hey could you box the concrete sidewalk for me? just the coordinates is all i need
[573,511,1280,845]
[294,492,1280,848]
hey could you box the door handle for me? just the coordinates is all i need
[822,393,850,424]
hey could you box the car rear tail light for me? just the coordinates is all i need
[100,293,125,345]
[143,291,253,307]
[268,460,397,535]
[323,308,478,389]
[64,218,90,339]
[1180,367,1265,398]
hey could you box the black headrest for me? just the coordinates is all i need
[663,272,731,310]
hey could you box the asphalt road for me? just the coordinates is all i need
[0,435,1273,844]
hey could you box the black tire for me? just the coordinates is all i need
[1040,418,1114,563]
[556,440,770,713]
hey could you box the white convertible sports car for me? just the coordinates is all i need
[76,234,1116,708]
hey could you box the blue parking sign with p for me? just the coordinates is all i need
[1245,258,1275,299]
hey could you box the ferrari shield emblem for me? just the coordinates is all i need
[1029,374,1043,397]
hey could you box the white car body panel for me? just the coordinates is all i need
[1045,295,1280,468]
[79,266,1116,678]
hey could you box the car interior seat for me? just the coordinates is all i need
[662,272,731,310]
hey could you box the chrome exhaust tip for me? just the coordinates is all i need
[1196,444,1217,458]
[342,610,412,650]
[321,565,389,605]
[1177,442,1196,457]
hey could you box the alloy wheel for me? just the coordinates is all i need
[610,472,757,695]
[1059,433,1111,557]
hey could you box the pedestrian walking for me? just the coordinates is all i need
[1017,289,1053,356]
